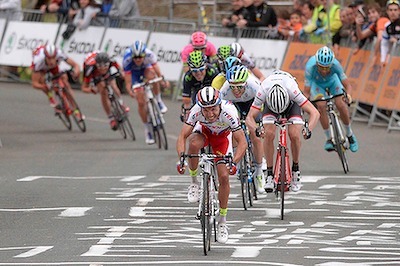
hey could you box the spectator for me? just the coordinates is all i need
[332,7,355,55]
[222,0,244,28]
[289,10,304,40]
[0,0,23,21]
[236,0,256,28]
[355,3,390,61]
[236,0,277,28]
[72,0,101,30]
[276,9,291,39]
[301,1,315,25]
[40,0,80,21]
[108,0,140,18]
[380,0,400,67]
[293,0,305,12]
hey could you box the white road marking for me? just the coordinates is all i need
[17,176,146,182]
[59,207,92,217]
[0,246,53,258]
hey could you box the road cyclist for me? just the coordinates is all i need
[176,86,247,243]
[123,40,169,145]
[219,65,265,194]
[304,46,359,153]
[230,42,265,82]
[31,43,82,119]
[81,51,129,131]
[246,69,320,192]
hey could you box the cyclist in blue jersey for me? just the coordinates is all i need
[304,46,359,152]
[123,40,169,145]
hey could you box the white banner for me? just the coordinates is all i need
[100,28,149,66]
[207,36,236,51]
[0,21,59,67]
[238,38,287,77]
[147,32,188,81]
[0,18,6,40]
[56,25,105,66]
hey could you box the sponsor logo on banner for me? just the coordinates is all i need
[5,32,17,54]
[250,55,278,70]
[150,44,181,63]
[103,39,130,58]
[4,32,48,54]
[66,39,96,54]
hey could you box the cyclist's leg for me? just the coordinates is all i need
[287,104,303,191]
[97,81,116,129]
[109,79,129,112]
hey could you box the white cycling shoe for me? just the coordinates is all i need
[187,183,199,203]
[255,174,266,194]
[216,223,229,243]
[264,175,275,193]
[291,171,302,192]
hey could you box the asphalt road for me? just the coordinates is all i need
[0,82,399,265]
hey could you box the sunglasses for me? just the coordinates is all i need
[387,0,399,7]
[133,53,146,59]
[317,65,331,71]
[191,66,206,73]
[96,62,110,68]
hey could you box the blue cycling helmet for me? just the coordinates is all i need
[226,65,249,85]
[132,40,146,57]
[315,46,335,67]
[224,56,242,73]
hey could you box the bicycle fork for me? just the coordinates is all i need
[329,111,348,149]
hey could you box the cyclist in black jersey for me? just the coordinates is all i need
[182,51,219,109]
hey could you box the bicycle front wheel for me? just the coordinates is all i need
[149,100,168,150]
[55,90,72,130]
[63,89,86,132]
[201,174,212,255]
[239,158,249,211]
[110,97,128,139]
[331,113,349,174]
[279,147,286,220]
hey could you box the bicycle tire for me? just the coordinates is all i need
[239,158,249,210]
[149,100,168,150]
[202,173,212,255]
[110,97,127,139]
[331,113,349,174]
[121,115,136,141]
[55,90,72,130]
[279,147,286,220]
[63,89,86,132]
[245,149,254,207]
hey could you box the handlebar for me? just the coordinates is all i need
[178,152,233,169]
[131,76,164,90]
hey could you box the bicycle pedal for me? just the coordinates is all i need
[195,214,200,220]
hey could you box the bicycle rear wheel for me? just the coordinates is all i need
[110,98,128,139]
[121,115,136,141]
[55,90,72,130]
[63,89,86,132]
[247,149,257,203]
[279,147,286,220]
[239,158,249,210]
[331,114,349,174]
[201,174,212,255]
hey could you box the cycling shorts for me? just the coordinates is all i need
[262,102,303,123]
[309,74,344,101]
[193,123,233,159]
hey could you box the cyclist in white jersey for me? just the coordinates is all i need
[219,65,266,194]
[246,70,320,192]
[230,42,265,81]
[176,86,247,244]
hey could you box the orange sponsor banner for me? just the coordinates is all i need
[344,49,371,101]
[376,56,400,110]
[335,47,352,69]
[281,43,321,90]
[358,61,385,105]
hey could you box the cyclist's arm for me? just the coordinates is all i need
[176,123,194,157]
[81,80,93,93]
[341,78,352,96]
[300,101,320,132]
[65,57,80,78]
[245,106,261,134]
[232,128,247,165]
[124,72,134,97]
[31,71,47,90]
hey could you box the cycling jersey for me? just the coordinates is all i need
[186,100,241,135]
[31,45,68,73]
[182,64,219,104]
[83,51,121,84]
[181,42,217,64]
[122,47,156,83]
[239,51,256,70]
[211,73,226,90]
[219,73,261,103]
[304,56,347,100]
[253,70,308,110]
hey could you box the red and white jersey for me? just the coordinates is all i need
[185,100,241,135]
[31,45,68,72]
[252,69,308,110]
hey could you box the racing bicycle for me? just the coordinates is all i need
[262,117,309,220]
[132,77,167,150]
[312,90,350,174]
[177,152,233,255]
[46,71,86,132]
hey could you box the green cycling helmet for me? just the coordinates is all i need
[217,45,233,61]
[187,50,206,68]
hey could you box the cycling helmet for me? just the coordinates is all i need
[131,40,146,57]
[44,43,57,58]
[315,46,335,67]
[187,50,206,68]
[95,52,110,65]
[196,86,221,108]
[230,42,244,58]
[217,45,233,61]
[224,56,242,73]
[267,84,290,114]
[190,31,207,49]
[226,65,249,85]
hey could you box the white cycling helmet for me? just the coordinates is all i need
[267,84,290,114]
[230,42,244,58]
[44,43,57,58]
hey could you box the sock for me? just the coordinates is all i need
[324,129,331,140]
[219,208,227,223]
[292,162,299,172]
[155,93,162,102]
[47,91,54,98]
[108,115,114,121]
[255,163,263,176]
[189,168,198,183]
[118,98,124,105]
[344,124,353,137]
